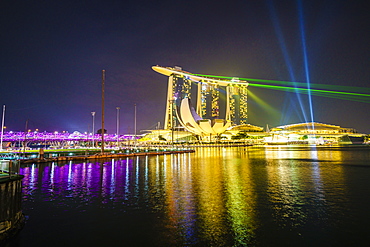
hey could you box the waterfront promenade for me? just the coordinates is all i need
[0,130,257,164]
[0,147,195,164]
[0,130,198,163]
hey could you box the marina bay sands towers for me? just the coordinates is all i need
[152,66,249,136]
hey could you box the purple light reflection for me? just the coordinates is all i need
[19,154,199,245]
[20,159,135,208]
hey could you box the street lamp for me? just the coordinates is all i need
[116,107,120,149]
[91,111,96,148]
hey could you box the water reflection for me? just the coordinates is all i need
[222,151,256,245]
[194,149,229,245]
[18,146,370,246]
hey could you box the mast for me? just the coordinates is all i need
[0,105,5,151]
[101,70,105,153]
[134,104,137,145]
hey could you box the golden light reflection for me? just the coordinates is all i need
[145,147,260,245]
[223,152,256,245]
[263,146,348,230]
[262,146,345,162]
[143,146,352,245]
[194,148,227,245]
[266,159,306,228]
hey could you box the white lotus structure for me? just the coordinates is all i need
[177,98,231,136]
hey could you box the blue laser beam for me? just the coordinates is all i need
[298,0,315,130]
[267,0,308,124]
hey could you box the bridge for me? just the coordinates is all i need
[0,131,140,150]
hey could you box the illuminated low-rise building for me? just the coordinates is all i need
[270,122,357,134]
[267,122,366,145]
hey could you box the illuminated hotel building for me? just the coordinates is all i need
[152,66,249,136]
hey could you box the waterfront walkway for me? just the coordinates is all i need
[21,149,195,164]
[1,147,195,164]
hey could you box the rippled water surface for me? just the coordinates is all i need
[7,146,370,246]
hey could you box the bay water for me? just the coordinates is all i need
[6,146,370,246]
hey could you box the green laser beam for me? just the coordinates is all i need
[193,73,370,94]
[249,83,370,97]
[247,90,281,118]
[249,83,370,103]
[192,73,370,103]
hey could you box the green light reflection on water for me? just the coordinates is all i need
[223,153,256,246]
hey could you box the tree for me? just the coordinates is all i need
[231,131,248,140]
[158,135,167,141]
[301,135,308,140]
[97,129,107,134]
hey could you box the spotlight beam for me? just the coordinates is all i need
[298,0,314,126]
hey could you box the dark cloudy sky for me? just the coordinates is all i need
[1,0,369,134]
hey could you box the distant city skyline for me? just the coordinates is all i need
[1,0,369,133]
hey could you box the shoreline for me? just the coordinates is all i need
[19,149,195,164]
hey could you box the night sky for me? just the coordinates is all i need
[1,0,369,134]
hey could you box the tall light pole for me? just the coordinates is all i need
[0,105,5,151]
[91,111,96,148]
[134,104,137,145]
[101,70,105,154]
[116,107,120,148]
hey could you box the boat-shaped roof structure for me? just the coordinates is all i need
[152,65,248,87]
